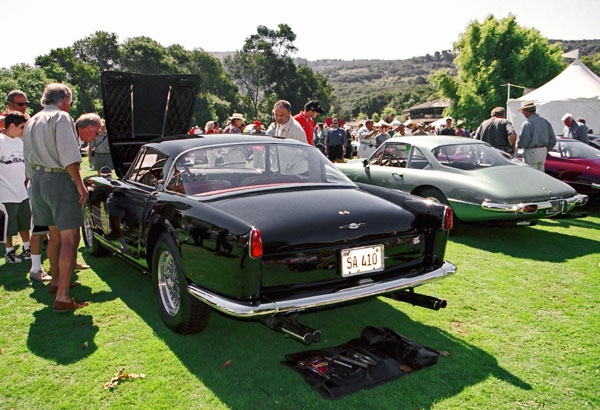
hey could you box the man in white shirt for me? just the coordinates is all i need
[273,100,308,143]
[0,111,33,266]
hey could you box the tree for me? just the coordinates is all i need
[225,24,335,120]
[581,53,600,77]
[431,15,565,126]
[0,64,54,116]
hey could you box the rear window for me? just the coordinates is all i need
[433,143,512,170]
[166,143,354,196]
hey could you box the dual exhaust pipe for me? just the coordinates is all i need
[262,315,321,345]
[389,289,447,310]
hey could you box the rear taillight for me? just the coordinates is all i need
[522,204,538,214]
[249,227,263,259]
[443,206,453,231]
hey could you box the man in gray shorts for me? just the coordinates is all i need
[23,83,88,313]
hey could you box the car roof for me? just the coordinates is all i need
[144,133,305,156]
[388,135,484,150]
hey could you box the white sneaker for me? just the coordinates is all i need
[30,269,52,282]
[5,250,22,264]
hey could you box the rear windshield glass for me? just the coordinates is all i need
[432,143,512,170]
[549,140,600,159]
[166,143,354,196]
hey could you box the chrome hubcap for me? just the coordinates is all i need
[157,250,180,316]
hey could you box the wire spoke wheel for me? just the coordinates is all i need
[157,250,180,316]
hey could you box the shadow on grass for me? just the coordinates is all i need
[25,262,117,365]
[84,255,531,408]
[451,220,599,262]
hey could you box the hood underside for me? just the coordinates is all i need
[101,71,201,178]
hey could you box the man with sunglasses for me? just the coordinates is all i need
[0,90,30,131]
[75,113,111,174]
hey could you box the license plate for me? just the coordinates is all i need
[340,244,384,277]
[547,200,564,215]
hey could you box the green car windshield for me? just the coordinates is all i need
[166,143,354,196]
[432,143,513,170]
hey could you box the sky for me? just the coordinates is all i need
[1,0,599,68]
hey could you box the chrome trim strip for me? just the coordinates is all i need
[187,261,457,318]
[592,183,600,190]
[481,194,587,213]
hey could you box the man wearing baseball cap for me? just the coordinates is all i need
[294,100,325,145]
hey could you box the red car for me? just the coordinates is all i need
[545,138,600,196]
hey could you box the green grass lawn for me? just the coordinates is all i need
[1,159,598,408]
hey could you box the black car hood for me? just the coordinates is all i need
[209,187,418,253]
[101,71,201,178]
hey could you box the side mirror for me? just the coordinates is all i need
[362,159,369,167]
[99,166,112,179]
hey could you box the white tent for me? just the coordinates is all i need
[507,59,600,135]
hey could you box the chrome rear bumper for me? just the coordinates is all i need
[188,261,456,318]
[481,194,588,213]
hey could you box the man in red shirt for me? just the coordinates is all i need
[294,101,325,145]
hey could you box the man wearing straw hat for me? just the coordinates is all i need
[517,101,556,171]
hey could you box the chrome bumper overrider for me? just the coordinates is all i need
[481,194,588,213]
[187,261,456,318]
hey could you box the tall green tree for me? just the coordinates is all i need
[581,52,600,77]
[225,24,335,121]
[431,15,564,126]
[0,64,54,115]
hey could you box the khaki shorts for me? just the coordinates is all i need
[30,169,83,231]
[3,199,31,236]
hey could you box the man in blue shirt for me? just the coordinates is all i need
[517,101,556,171]
[561,113,589,144]
[325,118,347,163]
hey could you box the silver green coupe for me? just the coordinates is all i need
[336,136,588,225]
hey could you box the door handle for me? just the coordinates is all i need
[392,173,404,179]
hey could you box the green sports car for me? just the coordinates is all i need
[336,135,588,225]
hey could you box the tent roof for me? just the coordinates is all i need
[517,59,600,101]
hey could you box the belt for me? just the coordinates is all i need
[529,145,546,149]
[34,165,66,173]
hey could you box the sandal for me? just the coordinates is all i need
[48,281,81,293]
[53,298,88,313]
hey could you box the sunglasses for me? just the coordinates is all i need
[13,102,29,107]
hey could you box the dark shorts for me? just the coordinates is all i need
[327,145,344,161]
[30,169,83,231]
[3,199,31,236]
[92,153,114,171]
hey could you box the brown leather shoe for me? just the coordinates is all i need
[74,261,91,271]
[48,281,81,293]
[53,298,88,313]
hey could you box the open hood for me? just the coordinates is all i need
[101,71,201,178]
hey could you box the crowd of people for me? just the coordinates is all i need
[1,86,595,314]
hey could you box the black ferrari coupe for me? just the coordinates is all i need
[82,72,456,343]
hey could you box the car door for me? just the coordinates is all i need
[107,147,165,259]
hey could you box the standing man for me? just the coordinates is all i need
[394,123,408,136]
[474,107,517,154]
[517,101,556,171]
[561,113,589,144]
[374,123,391,147]
[23,83,88,312]
[413,122,428,136]
[439,118,455,135]
[325,118,347,163]
[249,121,264,135]
[76,114,109,174]
[294,100,325,145]
[0,112,33,266]
[222,113,245,134]
[357,120,377,159]
[272,100,307,143]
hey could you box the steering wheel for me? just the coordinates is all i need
[379,153,403,167]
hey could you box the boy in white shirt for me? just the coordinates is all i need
[0,111,35,270]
